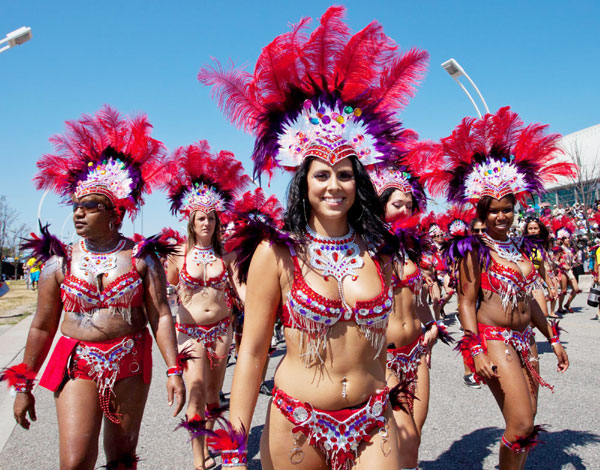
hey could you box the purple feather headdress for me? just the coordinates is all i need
[20,222,68,263]
[198,6,428,182]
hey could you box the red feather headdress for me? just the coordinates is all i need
[35,105,166,218]
[416,107,577,206]
[159,227,186,245]
[368,129,428,213]
[420,211,443,236]
[162,141,251,219]
[198,6,428,182]
[546,215,577,238]
[441,205,476,237]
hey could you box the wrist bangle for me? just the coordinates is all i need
[222,449,248,467]
[166,367,183,377]
[470,344,484,358]
[1,363,36,393]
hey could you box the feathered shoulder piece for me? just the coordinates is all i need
[162,140,251,219]
[416,107,577,206]
[199,5,428,181]
[20,222,68,263]
[389,214,429,264]
[546,215,576,238]
[131,233,178,259]
[369,129,428,212]
[224,188,291,283]
[35,105,166,218]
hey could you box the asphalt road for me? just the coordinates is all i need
[0,294,598,469]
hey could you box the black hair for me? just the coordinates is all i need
[469,217,485,231]
[284,156,398,255]
[379,187,419,215]
[524,216,551,250]
[476,194,517,222]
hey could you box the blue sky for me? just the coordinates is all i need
[1,0,598,240]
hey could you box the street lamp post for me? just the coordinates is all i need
[0,26,33,54]
[441,58,490,118]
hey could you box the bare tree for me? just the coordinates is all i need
[0,196,19,278]
[564,138,600,233]
[9,222,29,279]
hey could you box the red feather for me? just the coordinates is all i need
[372,48,429,113]
[301,5,349,90]
[197,60,264,134]
[1,363,36,389]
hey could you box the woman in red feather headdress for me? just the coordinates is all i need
[9,106,185,469]
[370,149,451,469]
[421,107,573,470]
[163,141,250,470]
[546,215,581,313]
[199,6,427,469]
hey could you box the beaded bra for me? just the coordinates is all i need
[282,246,393,365]
[178,255,232,306]
[480,250,541,312]
[60,243,144,324]
[391,266,423,294]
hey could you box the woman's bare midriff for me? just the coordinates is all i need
[177,288,232,325]
[387,288,422,346]
[274,323,387,410]
[61,307,148,342]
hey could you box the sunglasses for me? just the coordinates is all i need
[72,201,112,213]
[472,228,486,234]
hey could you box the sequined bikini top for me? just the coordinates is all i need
[177,254,232,308]
[281,246,393,364]
[179,256,229,290]
[480,254,540,311]
[391,267,423,294]
[60,243,144,323]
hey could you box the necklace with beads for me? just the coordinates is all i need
[481,233,523,264]
[306,225,363,319]
[79,238,126,278]
[191,245,217,267]
[191,245,217,286]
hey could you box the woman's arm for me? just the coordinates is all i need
[13,256,64,429]
[138,252,185,416]
[228,241,280,433]
[457,251,498,381]
[530,297,569,372]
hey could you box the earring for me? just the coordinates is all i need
[109,221,114,231]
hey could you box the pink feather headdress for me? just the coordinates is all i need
[420,211,443,236]
[162,141,251,220]
[198,5,428,182]
[416,107,577,206]
[35,105,166,218]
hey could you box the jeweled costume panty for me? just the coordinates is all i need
[175,317,231,369]
[272,386,389,470]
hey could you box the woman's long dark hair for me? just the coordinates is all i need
[525,217,551,250]
[284,156,398,255]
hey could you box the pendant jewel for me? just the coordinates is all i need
[306,225,363,319]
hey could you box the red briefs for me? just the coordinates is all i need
[272,386,389,470]
[386,334,426,413]
[472,323,553,392]
[175,317,231,369]
[39,329,152,423]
